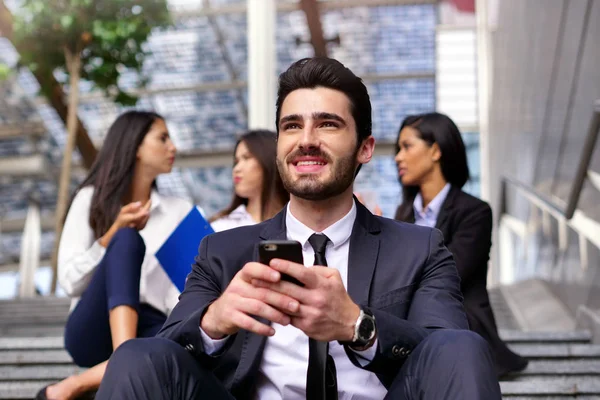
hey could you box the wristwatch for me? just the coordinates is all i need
[341,308,376,349]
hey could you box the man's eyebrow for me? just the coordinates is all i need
[312,112,346,124]
[279,112,346,126]
[279,114,303,126]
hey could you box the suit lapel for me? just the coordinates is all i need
[232,209,287,390]
[435,186,459,239]
[347,201,381,306]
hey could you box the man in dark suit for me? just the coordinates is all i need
[96,58,501,399]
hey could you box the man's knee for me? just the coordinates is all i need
[110,337,183,371]
[423,329,493,364]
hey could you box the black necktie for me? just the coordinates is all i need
[307,234,337,400]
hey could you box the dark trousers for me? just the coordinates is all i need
[96,329,501,400]
[64,228,167,368]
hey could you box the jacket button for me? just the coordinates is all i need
[392,345,402,357]
[185,344,195,352]
[400,348,410,357]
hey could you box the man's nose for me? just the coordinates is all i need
[298,124,319,150]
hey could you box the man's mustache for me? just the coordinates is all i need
[286,149,332,164]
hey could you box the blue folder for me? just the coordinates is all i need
[155,207,214,292]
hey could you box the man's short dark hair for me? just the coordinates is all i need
[275,57,372,144]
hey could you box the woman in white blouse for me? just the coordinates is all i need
[210,130,289,231]
[37,111,199,400]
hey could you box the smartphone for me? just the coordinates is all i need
[258,240,305,287]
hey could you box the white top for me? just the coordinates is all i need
[202,202,387,400]
[211,204,257,232]
[58,186,200,315]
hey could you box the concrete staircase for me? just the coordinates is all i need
[1,294,599,399]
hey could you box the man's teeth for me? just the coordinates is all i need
[297,161,325,166]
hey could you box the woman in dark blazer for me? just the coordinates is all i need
[394,112,528,377]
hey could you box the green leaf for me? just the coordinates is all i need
[60,15,74,29]
[0,64,11,80]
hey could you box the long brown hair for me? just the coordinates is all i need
[68,110,163,239]
[210,130,289,222]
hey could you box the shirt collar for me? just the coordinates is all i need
[285,201,357,252]
[413,183,451,221]
[230,204,249,217]
[150,189,162,213]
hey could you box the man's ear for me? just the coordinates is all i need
[357,135,375,165]
[431,142,441,162]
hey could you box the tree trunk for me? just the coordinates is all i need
[50,47,81,294]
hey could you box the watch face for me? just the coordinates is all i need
[358,317,375,340]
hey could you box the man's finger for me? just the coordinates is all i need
[269,259,318,288]
[230,310,275,337]
[238,262,280,283]
[251,279,308,305]
[232,280,300,313]
[245,282,300,313]
[236,297,291,326]
[309,265,338,278]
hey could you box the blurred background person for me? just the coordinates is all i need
[394,112,528,377]
[210,130,289,231]
[37,111,200,400]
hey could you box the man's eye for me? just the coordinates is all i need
[321,122,338,128]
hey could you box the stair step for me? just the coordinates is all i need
[0,337,64,351]
[515,359,600,376]
[0,315,68,326]
[500,330,592,344]
[0,300,70,312]
[0,365,82,381]
[508,343,600,358]
[0,350,72,365]
[500,378,600,395]
[0,380,54,399]
[0,325,65,338]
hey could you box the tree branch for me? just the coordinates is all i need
[0,0,97,169]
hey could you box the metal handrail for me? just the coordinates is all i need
[565,101,600,218]
[500,101,600,221]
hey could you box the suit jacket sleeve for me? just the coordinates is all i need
[446,202,492,287]
[156,234,232,365]
[345,229,468,380]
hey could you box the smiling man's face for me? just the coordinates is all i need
[276,86,372,201]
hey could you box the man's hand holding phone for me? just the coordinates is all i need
[252,240,359,343]
[200,262,300,339]
[252,257,359,343]
[201,240,359,343]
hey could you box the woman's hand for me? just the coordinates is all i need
[99,200,151,247]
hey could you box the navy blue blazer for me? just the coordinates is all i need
[157,200,468,399]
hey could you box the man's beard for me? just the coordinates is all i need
[276,148,357,201]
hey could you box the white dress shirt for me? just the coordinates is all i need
[201,202,387,400]
[58,186,202,315]
[211,204,257,232]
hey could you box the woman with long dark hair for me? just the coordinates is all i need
[394,112,528,377]
[37,111,199,399]
[210,130,288,231]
